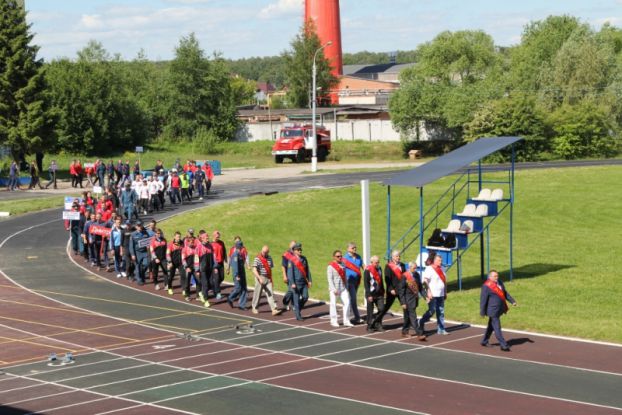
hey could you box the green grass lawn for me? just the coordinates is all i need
[160,165,622,343]
[0,195,77,216]
[41,140,406,175]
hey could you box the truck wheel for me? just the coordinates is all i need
[295,149,305,163]
[317,147,328,162]
[274,155,284,164]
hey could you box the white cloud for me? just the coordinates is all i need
[79,14,105,29]
[258,0,301,20]
[593,16,622,26]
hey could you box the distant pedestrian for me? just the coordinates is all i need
[28,161,43,189]
[44,160,58,189]
[480,270,517,352]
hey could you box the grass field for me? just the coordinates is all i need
[0,195,78,216]
[39,140,406,174]
[160,165,622,343]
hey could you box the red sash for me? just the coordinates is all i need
[433,265,447,286]
[329,261,346,284]
[342,256,361,277]
[256,254,273,282]
[288,254,308,282]
[484,280,508,312]
[366,265,382,286]
[404,271,419,294]
[387,262,403,280]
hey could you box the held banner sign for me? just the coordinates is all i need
[62,211,80,221]
[137,236,153,249]
[89,225,111,238]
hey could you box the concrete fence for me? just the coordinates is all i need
[236,119,422,142]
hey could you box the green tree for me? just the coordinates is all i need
[0,0,56,158]
[46,41,150,155]
[464,96,550,161]
[548,102,619,159]
[538,29,617,110]
[283,21,339,108]
[164,33,238,141]
[230,76,257,106]
[389,30,502,140]
[507,15,588,92]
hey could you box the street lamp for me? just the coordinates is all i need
[311,40,332,173]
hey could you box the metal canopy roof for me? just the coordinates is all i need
[384,136,523,188]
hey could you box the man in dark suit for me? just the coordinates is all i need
[480,270,518,351]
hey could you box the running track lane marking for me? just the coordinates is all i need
[2,219,621,413]
[1,319,429,415]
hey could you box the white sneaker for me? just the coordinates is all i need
[330,321,339,328]
[343,322,355,328]
[121,272,127,277]
[116,273,122,278]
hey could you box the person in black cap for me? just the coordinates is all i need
[129,220,153,285]
[286,242,312,321]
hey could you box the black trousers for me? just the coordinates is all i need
[150,259,167,285]
[371,292,397,328]
[167,261,182,289]
[366,295,385,329]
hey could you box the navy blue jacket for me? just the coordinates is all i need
[480,279,515,318]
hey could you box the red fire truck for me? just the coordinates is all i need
[271,124,331,164]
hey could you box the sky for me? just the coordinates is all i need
[25,0,622,62]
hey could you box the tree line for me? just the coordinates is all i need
[390,16,622,160]
[1,0,620,162]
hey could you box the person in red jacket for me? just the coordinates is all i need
[74,159,84,188]
[202,162,214,194]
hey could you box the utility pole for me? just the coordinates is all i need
[311,41,332,173]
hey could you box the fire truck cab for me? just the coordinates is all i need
[271,124,331,164]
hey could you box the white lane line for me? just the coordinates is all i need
[1,218,620,414]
